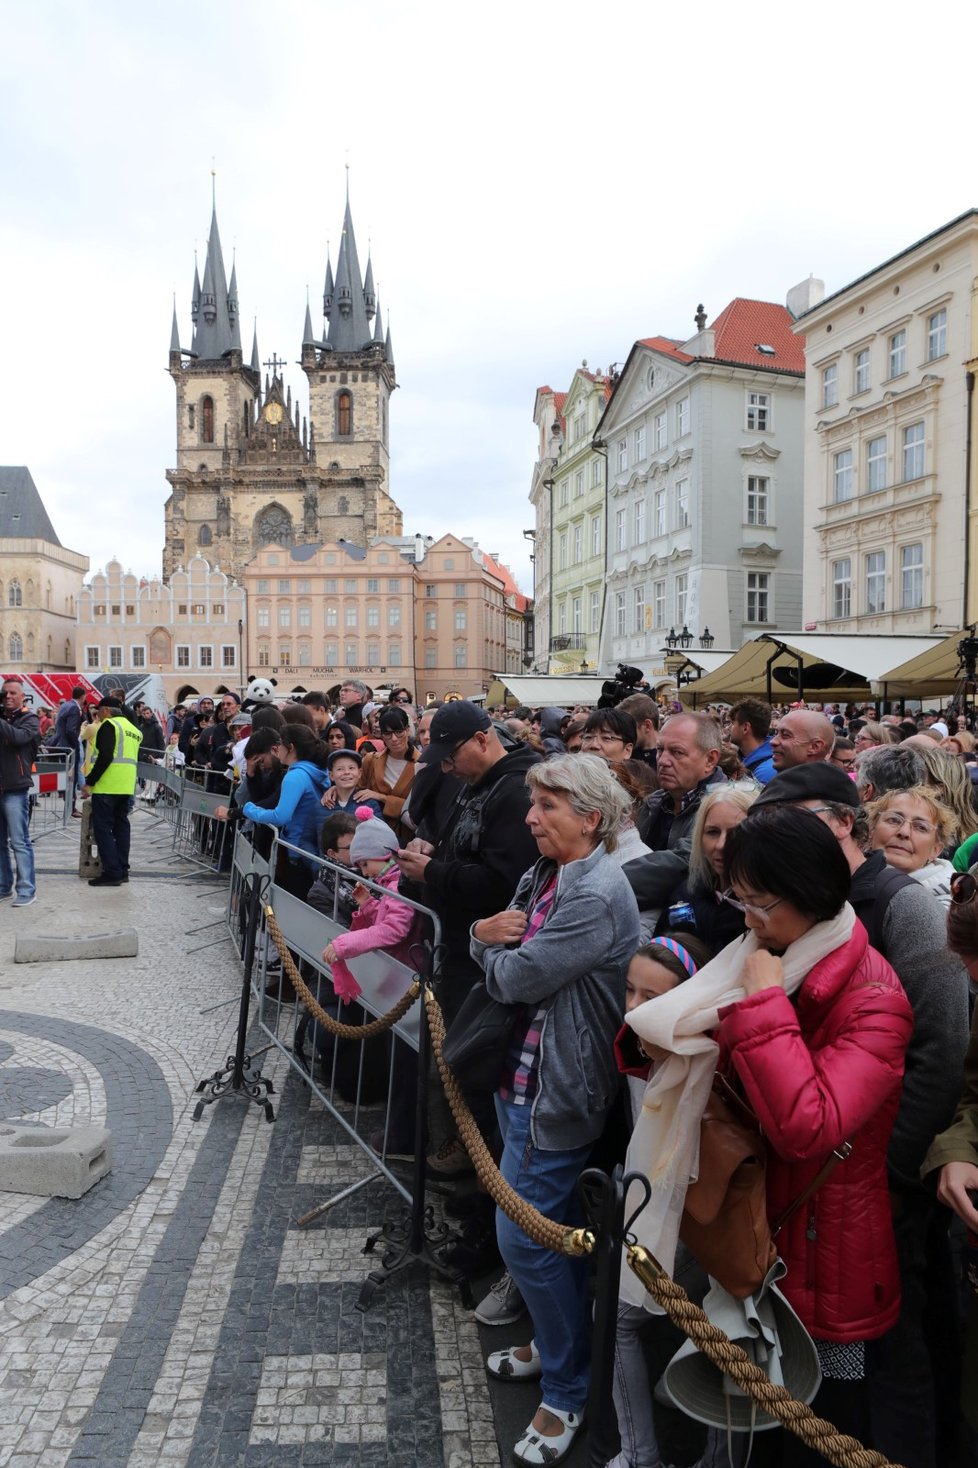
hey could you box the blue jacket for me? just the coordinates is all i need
[742,737,776,784]
[243,759,330,861]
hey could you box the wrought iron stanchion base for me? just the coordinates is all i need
[357,1206,473,1311]
[192,1056,275,1121]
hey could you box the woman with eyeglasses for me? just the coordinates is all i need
[867,786,957,908]
[624,805,913,1465]
[354,706,420,841]
[579,707,636,765]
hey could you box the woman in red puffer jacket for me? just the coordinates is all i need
[716,806,913,1466]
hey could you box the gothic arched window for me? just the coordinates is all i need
[202,395,215,443]
[9,632,22,660]
[8,580,21,607]
[254,504,294,549]
[198,524,212,546]
[337,390,352,437]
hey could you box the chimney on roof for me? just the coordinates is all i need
[694,304,707,330]
[786,275,825,319]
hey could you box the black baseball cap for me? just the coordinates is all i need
[420,703,492,764]
[753,762,860,810]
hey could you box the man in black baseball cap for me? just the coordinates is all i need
[419,702,493,767]
[744,747,969,1467]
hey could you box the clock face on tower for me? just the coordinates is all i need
[264,402,284,425]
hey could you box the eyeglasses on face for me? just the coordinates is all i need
[952,871,978,904]
[876,811,937,837]
[581,731,624,747]
[443,733,476,767]
[394,696,412,703]
[721,890,785,921]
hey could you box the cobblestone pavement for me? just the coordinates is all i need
[0,806,500,1468]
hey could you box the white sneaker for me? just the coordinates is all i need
[12,894,37,908]
[475,1271,526,1326]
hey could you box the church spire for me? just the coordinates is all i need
[227,260,241,351]
[170,297,181,354]
[193,196,235,360]
[385,313,394,367]
[325,186,371,352]
[302,292,315,347]
[322,250,334,319]
[373,292,385,345]
[363,252,376,319]
[250,321,260,374]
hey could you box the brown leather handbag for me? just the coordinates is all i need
[679,1075,776,1298]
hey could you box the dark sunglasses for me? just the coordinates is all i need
[951,871,978,904]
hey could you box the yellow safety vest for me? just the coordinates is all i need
[90,717,141,796]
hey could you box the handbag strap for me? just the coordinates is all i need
[771,1140,853,1237]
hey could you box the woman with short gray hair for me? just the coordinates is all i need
[470,753,640,1464]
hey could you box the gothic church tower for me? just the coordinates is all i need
[164,186,402,581]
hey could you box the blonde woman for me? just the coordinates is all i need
[657,785,757,956]
[867,785,957,908]
[914,744,978,847]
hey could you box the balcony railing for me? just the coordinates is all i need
[549,633,588,651]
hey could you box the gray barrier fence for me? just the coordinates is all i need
[30,748,77,839]
[228,831,438,1216]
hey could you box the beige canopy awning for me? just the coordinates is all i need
[681,632,945,707]
[870,629,970,697]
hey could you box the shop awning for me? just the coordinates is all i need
[488,674,608,706]
[871,630,970,696]
[681,632,944,707]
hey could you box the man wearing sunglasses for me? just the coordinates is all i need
[751,760,970,1468]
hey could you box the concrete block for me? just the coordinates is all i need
[0,1124,112,1198]
[14,928,139,964]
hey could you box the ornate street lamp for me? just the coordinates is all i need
[679,624,694,650]
[699,627,714,649]
[665,626,679,649]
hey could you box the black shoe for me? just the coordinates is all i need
[121,873,129,882]
[437,1218,500,1279]
[368,1128,415,1162]
[88,875,122,887]
[264,976,296,1003]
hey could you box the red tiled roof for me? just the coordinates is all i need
[707,299,806,374]
[639,335,692,364]
[482,551,530,611]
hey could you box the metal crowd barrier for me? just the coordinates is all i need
[225,827,270,959]
[29,748,76,838]
[170,768,235,873]
[246,832,438,1213]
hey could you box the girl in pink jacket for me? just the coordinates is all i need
[322,806,422,1000]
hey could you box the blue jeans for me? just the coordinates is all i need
[494,1095,593,1414]
[0,790,35,899]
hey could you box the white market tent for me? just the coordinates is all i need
[681,632,945,707]
[869,629,971,698]
[488,674,608,706]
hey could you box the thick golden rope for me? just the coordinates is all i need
[424,984,593,1257]
[627,1245,903,1468]
[263,905,420,1040]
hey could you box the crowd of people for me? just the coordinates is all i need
[5,672,978,1467]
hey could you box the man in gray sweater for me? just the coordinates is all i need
[752,763,969,1468]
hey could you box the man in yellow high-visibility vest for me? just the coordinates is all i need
[81,698,141,887]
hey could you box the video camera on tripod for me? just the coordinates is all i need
[598,663,646,709]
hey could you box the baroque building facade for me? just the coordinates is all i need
[76,556,246,703]
[241,532,523,701]
[598,295,808,666]
[164,188,402,582]
[794,211,978,633]
[0,467,88,672]
[545,368,611,673]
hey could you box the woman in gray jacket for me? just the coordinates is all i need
[471,754,641,1466]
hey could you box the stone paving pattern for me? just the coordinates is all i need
[0,808,500,1467]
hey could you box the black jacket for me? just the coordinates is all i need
[0,706,40,794]
[422,744,541,992]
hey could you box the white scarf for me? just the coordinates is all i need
[620,903,855,1311]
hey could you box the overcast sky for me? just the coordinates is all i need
[1,0,974,595]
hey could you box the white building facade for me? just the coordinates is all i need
[599,299,808,669]
[795,211,978,634]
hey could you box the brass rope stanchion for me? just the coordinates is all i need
[263,905,421,1039]
[626,1243,905,1468]
[424,984,593,1258]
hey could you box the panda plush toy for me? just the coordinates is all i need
[242,676,278,712]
